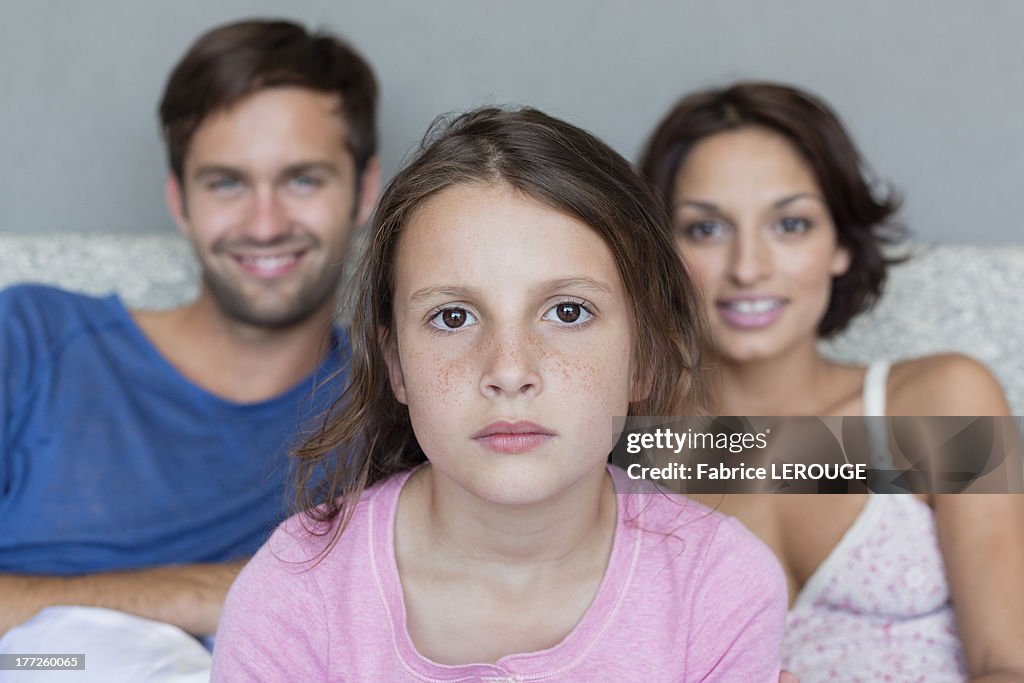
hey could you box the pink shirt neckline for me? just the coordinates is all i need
[368,466,643,679]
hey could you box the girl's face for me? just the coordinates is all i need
[385,182,636,507]
[672,127,850,364]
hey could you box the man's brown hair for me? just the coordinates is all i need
[159,19,377,184]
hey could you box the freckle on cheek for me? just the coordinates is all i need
[431,358,468,402]
[557,357,596,392]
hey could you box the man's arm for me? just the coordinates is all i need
[0,560,246,637]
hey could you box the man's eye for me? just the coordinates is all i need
[428,307,477,331]
[775,217,812,234]
[542,301,593,326]
[680,221,725,240]
[207,177,241,193]
[289,175,323,191]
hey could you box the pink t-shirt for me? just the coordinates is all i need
[212,467,785,682]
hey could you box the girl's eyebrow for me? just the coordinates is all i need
[537,277,612,297]
[408,286,474,306]
[406,278,612,306]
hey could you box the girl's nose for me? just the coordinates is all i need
[479,331,543,400]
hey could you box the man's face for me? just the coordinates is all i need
[169,86,375,329]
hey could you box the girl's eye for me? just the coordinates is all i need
[542,301,593,326]
[428,307,477,331]
[775,217,812,234]
[680,221,726,241]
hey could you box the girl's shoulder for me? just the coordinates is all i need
[616,481,788,642]
[214,473,413,680]
[612,468,779,572]
[887,353,1010,415]
[264,471,411,569]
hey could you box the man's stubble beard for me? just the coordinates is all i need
[197,243,346,330]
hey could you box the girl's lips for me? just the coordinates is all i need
[716,298,787,330]
[472,420,556,454]
[474,433,555,454]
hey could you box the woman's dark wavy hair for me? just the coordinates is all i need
[638,81,907,337]
[292,107,711,552]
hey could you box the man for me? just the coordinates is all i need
[0,19,379,639]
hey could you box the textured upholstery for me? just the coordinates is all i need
[820,245,1024,414]
[0,234,198,310]
[1,235,1021,413]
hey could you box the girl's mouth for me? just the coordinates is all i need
[473,420,556,454]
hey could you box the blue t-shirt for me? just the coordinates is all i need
[0,284,348,575]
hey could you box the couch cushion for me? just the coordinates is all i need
[821,246,1024,414]
[0,234,197,310]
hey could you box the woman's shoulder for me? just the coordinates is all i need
[888,353,1010,415]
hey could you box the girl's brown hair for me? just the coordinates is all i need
[293,107,710,547]
[638,82,906,337]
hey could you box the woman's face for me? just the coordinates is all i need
[385,182,636,507]
[671,127,850,364]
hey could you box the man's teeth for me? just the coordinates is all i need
[239,254,298,269]
[725,299,782,314]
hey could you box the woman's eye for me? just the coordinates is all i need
[428,307,477,331]
[775,217,812,234]
[680,221,725,241]
[542,302,593,326]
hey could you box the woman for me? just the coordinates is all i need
[639,82,1024,681]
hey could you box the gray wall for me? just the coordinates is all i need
[2,0,1022,243]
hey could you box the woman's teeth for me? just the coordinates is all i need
[722,299,783,314]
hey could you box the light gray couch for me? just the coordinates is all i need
[2,234,1021,413]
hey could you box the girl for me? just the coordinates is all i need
[639,82,1024,681]
[211,107,787,681]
